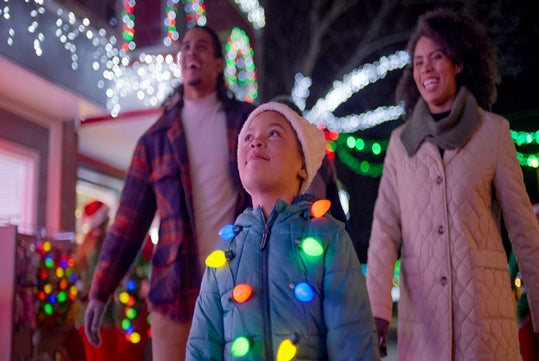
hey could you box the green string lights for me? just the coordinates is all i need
[511,129,539,168]
[329,134,388,177]
[225,27,258,103]
[329,127,538,178]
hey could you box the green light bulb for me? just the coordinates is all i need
[301,237,323,256]
[231,336,250,357]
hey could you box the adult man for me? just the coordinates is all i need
[84,26,255,360]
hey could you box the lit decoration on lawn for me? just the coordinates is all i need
[119,288,143,343]
[34,240,78,328]
[182,0,207,28]
[116,240,153,343]
[225,27,258,103]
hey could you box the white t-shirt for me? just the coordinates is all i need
[181,93,238,270]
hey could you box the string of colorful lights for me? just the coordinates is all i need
[225,27,258,103]
[204,200,332,360]
[34,240,79,328]
[3,1,538,175]
[121,0,136,52]
[182,0,207,29]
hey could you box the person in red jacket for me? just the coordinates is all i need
[75,200,121,361]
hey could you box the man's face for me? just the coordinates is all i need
[179,28,224,98]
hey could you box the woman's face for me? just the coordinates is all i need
[413,36,462,114]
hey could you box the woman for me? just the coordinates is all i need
[366,8,539,361]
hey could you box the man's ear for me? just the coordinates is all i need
[298,167,307,181]
[216,57,224,74]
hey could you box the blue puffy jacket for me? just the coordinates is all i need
[187,196,380,360]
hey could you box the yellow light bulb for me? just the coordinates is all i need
[205,250,228,268]
[277,339,297,361]
[130,332,141,344]
[43,241,51,252]
[119,291,130,304]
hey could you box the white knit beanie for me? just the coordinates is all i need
[238,102,327,194]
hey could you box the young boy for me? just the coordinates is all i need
[186,102,380,360]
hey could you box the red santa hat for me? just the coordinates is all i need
[81,200,110,232]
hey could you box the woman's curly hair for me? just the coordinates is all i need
[396,8,500,119]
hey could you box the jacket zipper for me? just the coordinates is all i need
[260,211,277,360]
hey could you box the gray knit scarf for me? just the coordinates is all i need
[400,86,481,156]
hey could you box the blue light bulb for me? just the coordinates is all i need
[294,282,315,302]
[218,224,237,241]
[127,279,136,291]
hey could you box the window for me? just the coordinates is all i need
[0,139,38,235]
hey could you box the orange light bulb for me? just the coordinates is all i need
[310,199,331,218]
[232,284,253,303]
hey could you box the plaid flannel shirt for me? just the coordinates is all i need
[89,94,254,321]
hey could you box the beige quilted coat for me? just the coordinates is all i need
[367,110,539,361]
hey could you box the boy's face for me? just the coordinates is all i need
[238,111,307,197]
